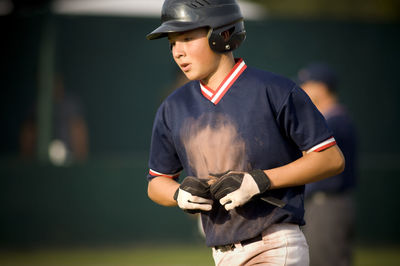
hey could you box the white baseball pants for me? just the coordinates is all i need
[212,223,309,266]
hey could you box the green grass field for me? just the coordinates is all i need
[0,245,399,266]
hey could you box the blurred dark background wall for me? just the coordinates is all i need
[1,4,400,248]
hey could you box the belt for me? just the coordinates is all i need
[214,234,263,252]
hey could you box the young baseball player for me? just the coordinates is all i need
[146,1,345,265]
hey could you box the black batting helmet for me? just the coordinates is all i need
[146,0,246,53]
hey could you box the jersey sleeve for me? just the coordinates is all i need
[147,102,183,181]
[276,86,336,152]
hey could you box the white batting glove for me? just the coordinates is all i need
[173,176,213,213]
[175,188,213,212]
[210,169,271,211]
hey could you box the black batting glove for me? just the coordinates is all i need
[173,176,213,214]
[210,169,271,211]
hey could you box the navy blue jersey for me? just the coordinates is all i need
[147,59,335,246]
[305,105,357,196]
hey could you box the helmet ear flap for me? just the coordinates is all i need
[208,20,246,53]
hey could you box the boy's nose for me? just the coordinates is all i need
[172,42,185,59]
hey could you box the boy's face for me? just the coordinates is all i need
[168,28,221,81]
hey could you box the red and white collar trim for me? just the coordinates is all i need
[199,58,247,105]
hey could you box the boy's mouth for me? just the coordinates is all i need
[180,63,191,72]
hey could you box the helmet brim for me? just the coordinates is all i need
[146,21,205,40]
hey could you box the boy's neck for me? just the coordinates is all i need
[201,53,235,92]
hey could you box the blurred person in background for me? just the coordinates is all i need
[297,62,358,266]
[20,74,89,165]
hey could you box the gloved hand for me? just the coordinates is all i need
[210,169,271,211]
[173,176,213,213]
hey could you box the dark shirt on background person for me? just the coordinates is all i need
[297,62,358,266]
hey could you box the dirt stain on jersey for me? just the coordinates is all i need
[181,113,248,180]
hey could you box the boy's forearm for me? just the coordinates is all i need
[148,176,180,206]
[265,145,345,189]
[147,145,344,204]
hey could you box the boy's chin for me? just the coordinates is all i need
[183,72,198,81]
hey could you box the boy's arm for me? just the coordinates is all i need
[149,145,344,209]
[148,176,180,206]
[210,144,344,211]
[265,144,345,189]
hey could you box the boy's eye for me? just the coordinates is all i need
[184,37,192,42]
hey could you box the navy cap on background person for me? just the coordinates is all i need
[297,62,338,92]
